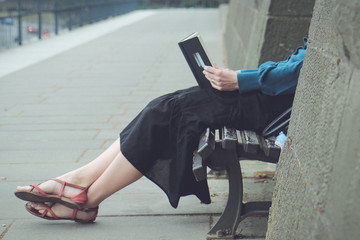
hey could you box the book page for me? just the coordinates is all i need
[193,52,205,68]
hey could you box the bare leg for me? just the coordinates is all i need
[63,138,122,187]
[29,151,143,219]
[85,151,143,207]
[16,138,121,198]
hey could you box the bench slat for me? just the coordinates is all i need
[215,129,220,142]
[260,136,281,159]
[239,130,260,154]
[222,126,237,150]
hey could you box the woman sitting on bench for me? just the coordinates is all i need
[15,39,308,222]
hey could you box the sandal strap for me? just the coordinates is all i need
[70,206,98,222]
[58,181,66,198]
[29,184,48,197]
[71,208,78,220]
[41,203,59,220]
[51,179,87,198]
[70,188,88,205]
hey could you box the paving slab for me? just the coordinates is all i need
[2,216,210,240]
[0,164,85,182]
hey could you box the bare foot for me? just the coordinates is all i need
[28,202,98,222]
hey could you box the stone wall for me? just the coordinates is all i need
[224,0,314,70]
[266,0,360,239]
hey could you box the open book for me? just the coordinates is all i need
[178,32,213,89]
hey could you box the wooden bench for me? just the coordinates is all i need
[193,126,281,239]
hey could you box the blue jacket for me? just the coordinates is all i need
[237,38,308,96]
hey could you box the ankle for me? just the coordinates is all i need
[83,189,102,208]
[84,198,100,208]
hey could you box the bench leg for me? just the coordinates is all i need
[238,201,271,221]
[206,146,272,239]
[207,146,242,239]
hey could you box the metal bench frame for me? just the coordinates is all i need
[193,127,281,239]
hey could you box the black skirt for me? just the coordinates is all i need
[120,86,294,208]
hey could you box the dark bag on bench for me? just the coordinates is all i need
[262,107,292,138]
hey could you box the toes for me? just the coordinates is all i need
[38,209,46,215]
[30,203,52,217]
[31,202,48,211]
[31,202,42,209]
[16,186,32,191]
[29,202,36,208]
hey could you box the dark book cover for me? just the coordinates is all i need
[178,32,213,89]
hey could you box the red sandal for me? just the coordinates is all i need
[25,202,98,223]
[15,179,88,209]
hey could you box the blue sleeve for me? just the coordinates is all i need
[237,38,308,96]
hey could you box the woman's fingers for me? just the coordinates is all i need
[203,70,219,87]
[203,71,215,82]
[203,65,220,74]
[213,62,220,69]
[204,74,225,91]
[203,66,224,89]
[203,70,217,81]
[202,64,239,91]
[203,66,213,74]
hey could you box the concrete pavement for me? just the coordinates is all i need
[0,9,275,240]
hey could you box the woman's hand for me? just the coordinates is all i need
[203,63,240,91]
